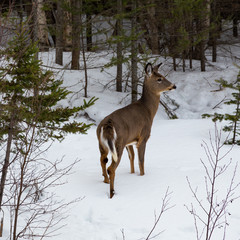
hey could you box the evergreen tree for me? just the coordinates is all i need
[0,24,97,209]
[203,71,240,145]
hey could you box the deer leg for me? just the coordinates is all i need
[99,146,109,183]
[126,145,135,173]
[137,141,146,176]
[107,160,117,198]
[107,146,123,198]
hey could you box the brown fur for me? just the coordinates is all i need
[96,63,176,198]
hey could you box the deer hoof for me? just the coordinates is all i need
[103,178,109,184]
[110,190,115,198]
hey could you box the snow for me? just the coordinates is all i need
[46,119,240,240]
[2,40,240,239]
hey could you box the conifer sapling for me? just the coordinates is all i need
[203,70,240,145]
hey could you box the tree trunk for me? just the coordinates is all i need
[147,0,159,54]
[71,0,81,70]
[209,0,217,62]
[200,40,205,72]
[79,0,88,97]
[0,113,15,209]
[131,0,138,103]
[211,36,217,62]
[172,57,176,71]
[63,0,72,50]
[55,0,64,65]
[37,0,49,50]
[198,12,207,72]
[193,0,210,71]
[201,0,210,71]
[233,16,238,37]
[137,2,152,52]
[86,13,92,51]
[138,0,159,54]
[32,0,39,59]
[116,0,123,92]
[232,92,240,143]
[25,0,48,51]
[182,52,185,72]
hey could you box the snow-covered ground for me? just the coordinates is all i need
[41,42,240,240]
[47,119,240,240]
[2,39,240,239]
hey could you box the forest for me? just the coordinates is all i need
[0,0,240,240]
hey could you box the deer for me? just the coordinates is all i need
[96,62,176,198]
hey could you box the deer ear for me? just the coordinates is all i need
[153,63,163,73]
[145,63,153,76]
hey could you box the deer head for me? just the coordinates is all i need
[144,63,176,96]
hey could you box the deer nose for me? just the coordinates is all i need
[169,84,176,90]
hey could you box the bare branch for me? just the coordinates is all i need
[145,187,173,240]
[186,124,240,240]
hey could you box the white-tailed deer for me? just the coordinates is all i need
[97,63,176,198]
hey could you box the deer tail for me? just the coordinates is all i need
[100,120,118,162]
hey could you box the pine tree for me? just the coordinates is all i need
[203,71,240,145]
[0,24,97,209]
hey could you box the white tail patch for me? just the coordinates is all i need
[100,127,118,162]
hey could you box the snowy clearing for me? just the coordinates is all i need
[2,42,240,239]
[42,46,240,239]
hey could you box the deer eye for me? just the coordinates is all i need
[157,78,163,82]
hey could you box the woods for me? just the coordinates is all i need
[1,0,239,96]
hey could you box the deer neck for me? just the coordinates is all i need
[140,84,160,120]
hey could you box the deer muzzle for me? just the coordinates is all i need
[168,84,176,91]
